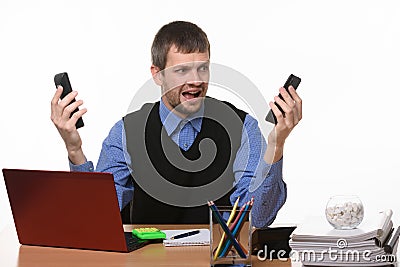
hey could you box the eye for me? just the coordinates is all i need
[198,65,209,72]
[174,68,187,73]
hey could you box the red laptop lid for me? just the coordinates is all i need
[2,169,128,252]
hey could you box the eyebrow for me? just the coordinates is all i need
[172,61,210,69]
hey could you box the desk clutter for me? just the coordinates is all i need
[325,195,364,230]
[208,198,253,266]
[132,227,166,240]
[289,209,398,266]
[163,229,210,247]
[251,225,297,259]
[131,227,210,247]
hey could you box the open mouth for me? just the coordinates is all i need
[182,90,201,100]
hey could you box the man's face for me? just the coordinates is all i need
[156,45,210,117]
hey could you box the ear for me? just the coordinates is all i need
[151,65,163,86]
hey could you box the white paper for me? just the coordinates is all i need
[162,229,210,247]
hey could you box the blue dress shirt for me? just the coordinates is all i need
[70,100,287,227]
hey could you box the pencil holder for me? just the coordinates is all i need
[209,205,252,267]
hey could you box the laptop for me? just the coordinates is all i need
[2,168,150,252]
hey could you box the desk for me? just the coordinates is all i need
[0,224,302,267]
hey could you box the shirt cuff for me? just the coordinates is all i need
[69,160,95,172]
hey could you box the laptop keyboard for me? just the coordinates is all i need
[124,232,151,252]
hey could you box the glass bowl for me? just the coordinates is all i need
[325,195,364,230]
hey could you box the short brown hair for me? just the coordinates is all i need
[151,21,210,70]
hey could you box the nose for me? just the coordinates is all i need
[186,69,204,87]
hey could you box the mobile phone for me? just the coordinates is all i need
[265,74,301,124]
[54,72,84,129]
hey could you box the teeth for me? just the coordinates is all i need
[186,92,198,95]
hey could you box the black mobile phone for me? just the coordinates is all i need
[265,74,301,124]
[54,72,84,129]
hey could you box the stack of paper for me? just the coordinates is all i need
[289,209,398,266]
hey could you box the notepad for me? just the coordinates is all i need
[162,229,210,247]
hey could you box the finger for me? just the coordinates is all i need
[285,86,300,124]
[274,95,294,128]
[61,100,84,120]
[65,108,87,129]
[288,86,303,120]
[269,101,285,125]
[288,86,300,101]
[51,86,63,106]
[51,87,64,122]
[274,95,291,115]
[279,87,296,109]
[279,86,300,124]
[59,91,79,109]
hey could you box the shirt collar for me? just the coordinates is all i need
[159,99,204,136]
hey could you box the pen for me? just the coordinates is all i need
[170,230,200,240]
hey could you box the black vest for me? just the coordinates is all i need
[123,98,246,223]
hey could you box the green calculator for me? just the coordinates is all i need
[132,227,166,240]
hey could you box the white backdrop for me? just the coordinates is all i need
[1,0,399,233]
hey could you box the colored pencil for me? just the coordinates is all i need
[213,197,240,260]
[220,198,253,257]
[208,201,247,258]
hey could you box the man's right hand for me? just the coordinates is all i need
[51,86,87,165]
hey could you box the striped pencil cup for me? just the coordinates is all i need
[209,205,252,267]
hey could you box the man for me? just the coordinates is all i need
[51,21,302,227]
